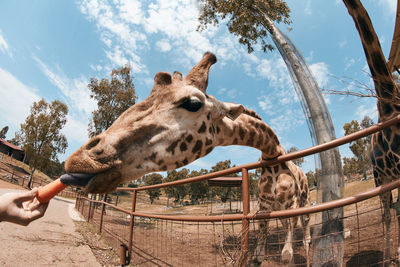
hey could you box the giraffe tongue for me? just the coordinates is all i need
[60,173,95,187]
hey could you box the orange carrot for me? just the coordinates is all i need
[37,178,67,203]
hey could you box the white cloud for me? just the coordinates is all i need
[33,55,97,116]
[0,68,40,130]
[0,30,12,58]
[269,108,305,138]
[90,64,103,72]
[258,95,273,113]
[62,115,91,144]
[78,0,243,73]
[338,39,347,48]
[117,0,144,25]
[378,0,396,15]
[344,57,356,71]
[356,103,378,121]
[309,62,330,88]
[255,57,292,88]
[304,0,312,15]
[33,55,98,145]
[79,0,147,72]
[156,39,171,52]
[217,87,238,100]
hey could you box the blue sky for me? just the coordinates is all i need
[0,0,396,174]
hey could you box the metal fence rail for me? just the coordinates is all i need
[74,115,400,266]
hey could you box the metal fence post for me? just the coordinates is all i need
[99,194,107,233]
[88,194,93,222]
[127,190,137,264]
[240,168,250,265]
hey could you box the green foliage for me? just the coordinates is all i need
[248,171,259,198]
[343,116,374,178]
[306,170,318,188]
[186,169,209,203]
[46,160,65,178]
[0,126,8,139]
[209,160,239,202]
[163,169,189,204]
[88,66,137,137]
[143,173,163,204]
[342,157,359,179]
[198,0,291,53]
[14,99,68,185]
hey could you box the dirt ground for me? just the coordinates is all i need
[0,180,119,267]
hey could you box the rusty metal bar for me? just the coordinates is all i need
[118,114,400,192]
[99,194,106,233]
[241,168,250,263]
[120,244,127,266]
[127,190,137,264]
[79,177,400,222]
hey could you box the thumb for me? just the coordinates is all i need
[14,188,37,203]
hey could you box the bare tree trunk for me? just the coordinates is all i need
[263,15,345,266]
[27,168,36,189]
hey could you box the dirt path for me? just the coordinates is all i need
[0,181,102,267]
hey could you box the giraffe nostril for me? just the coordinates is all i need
[86,137,100,150]
[94,148,104,155]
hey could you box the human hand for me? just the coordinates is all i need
[0,188,49,226]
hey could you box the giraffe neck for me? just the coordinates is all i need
[217,114,286,160]
[344,0,400,121]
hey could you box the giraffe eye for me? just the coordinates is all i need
[178,98,203,112]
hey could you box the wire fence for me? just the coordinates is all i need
[75,115,400,266]
[76,184,399,266]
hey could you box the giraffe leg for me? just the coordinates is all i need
[255,219,269,262]
[281,217,294,265]
[300,214,311,267]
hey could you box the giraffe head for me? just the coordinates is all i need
[65,52,281,193]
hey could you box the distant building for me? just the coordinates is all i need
[0,138,29,164]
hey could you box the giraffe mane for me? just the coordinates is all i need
[242,107,262,121]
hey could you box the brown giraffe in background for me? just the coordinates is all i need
[344,0,400,262]
[65,52,310,265]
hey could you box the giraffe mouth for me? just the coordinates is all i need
[60,173,96,187]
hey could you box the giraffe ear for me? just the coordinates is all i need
[172,71,183,81]
[223,103,244,121]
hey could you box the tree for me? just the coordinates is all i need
[0,126,8,139]
[163,169,189,205]
[14,99,68,188]
[187,169,209,203]
[46,159,65,179]
[209,160,238,205]
[198,0,291,53]
[198,2,345,265]
[248,171,259,198]
[342,157,359,180]
[343,116,374,179]
[287,147,304,167]
[88,66,137,137]
[143,173,163,204]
